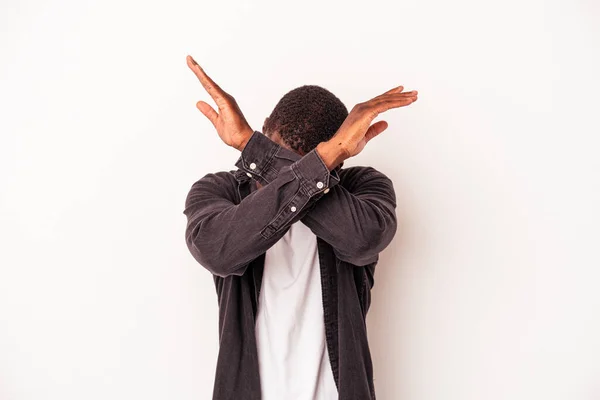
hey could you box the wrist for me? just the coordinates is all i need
[235,127,254,151]
[315,141,346,171]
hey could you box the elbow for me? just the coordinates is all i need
[335,218,398,266]
[371,216,398,254]
[185,234,247,278]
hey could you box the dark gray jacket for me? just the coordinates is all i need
[183,130,398,399]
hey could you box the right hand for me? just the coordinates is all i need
[327,86,418,160]
[187,55,254,151]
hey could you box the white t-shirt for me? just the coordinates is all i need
[255,220,338,400]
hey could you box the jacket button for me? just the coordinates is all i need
[290,206,297,212]
[249,162,257,170]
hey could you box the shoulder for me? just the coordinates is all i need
[338,165,394,185]
[187,169,239,189]
[337,165,396,203]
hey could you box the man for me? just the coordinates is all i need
[182,54,418,400]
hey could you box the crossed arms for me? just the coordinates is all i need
[183,130,397,277]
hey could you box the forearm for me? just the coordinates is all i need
[235,131,398,266]
[300,171,397,265]
[183,145,339,277]
[315,141,346,171]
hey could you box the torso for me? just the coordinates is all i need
[255,220,338,400]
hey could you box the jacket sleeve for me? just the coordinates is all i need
[234,130,398,266]
[183,141,340,278]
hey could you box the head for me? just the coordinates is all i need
[262,85,348,163]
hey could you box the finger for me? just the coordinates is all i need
[364,120,388,143]
[186,55,228,105]
[196,100,219,128]
[359,96,416,118]
[369,86,405,103]
[374,93,418,109]
[373,87,417,102]
[381,98,416,114]
[383,90,418,98]
[367,92,417,108]
[382,85,404,95]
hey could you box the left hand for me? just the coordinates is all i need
[187,55,254,151]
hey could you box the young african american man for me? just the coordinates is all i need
[182,55,418,400]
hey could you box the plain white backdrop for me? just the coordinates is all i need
[1,0,599,399]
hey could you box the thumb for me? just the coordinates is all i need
[364,120,388,143]
[196,101,218,128]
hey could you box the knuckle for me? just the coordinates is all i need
[352,103,365,112]
[368,105,380,116]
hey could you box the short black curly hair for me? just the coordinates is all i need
[263,85,348,154]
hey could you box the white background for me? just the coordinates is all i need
[1,0,599,399]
